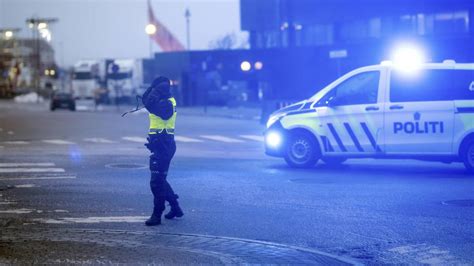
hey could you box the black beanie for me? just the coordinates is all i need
[150,76,171,96]
[151,76,170,89]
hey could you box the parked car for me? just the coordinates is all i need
[50,91,76,111]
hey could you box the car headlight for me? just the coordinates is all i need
[266,113,286,128]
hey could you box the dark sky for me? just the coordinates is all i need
[0,0,243,66]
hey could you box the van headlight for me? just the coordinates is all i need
[266,113,286,128]
[265,131,282,148]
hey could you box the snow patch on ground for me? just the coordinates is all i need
[14,92,44,103]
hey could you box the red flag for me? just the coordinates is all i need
[148,0,185,52]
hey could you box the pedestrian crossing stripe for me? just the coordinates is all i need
[239,135,264,142]
[122,136,147,143]
[0,168,65,173]
[200,135,245,143]
[0,175,76,180]
[42,139,76,145]
[0,163,55,167]
[3,141,29,145]
[174,136,203,143]
[84,138,116,143]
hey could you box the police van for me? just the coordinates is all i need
[264,61,474,172]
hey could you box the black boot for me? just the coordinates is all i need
[165,194,184,219]
[145,214,161,226]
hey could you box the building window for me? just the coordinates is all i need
[301,24,333,46]
[340,20,369,41]
[433,11,469,35]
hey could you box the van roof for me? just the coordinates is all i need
[374,61,474,70]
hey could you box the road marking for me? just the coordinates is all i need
[175,136,203,143]
[122,136,147,143]
[0,175,76,180]
[7,131,14,135]
[0,163,55,167]
[200,135,245,143]
[42,139,75,145]
[0,208,35,214]
[3,141,29,145]
[35,216,149,224]
[0,128,3,132]
[0,168,65,173]
[84,138,116,143]
[240,135,264,142]
[14,184,37,188]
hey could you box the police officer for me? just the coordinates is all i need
[142,76,183,226]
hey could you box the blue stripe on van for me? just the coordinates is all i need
[321,136,334,152]
[327,123,347,152]
[360,122,382,152]
[344,123,364,152]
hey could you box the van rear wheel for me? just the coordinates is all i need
[462,139,474,174]
[284,132,320,168]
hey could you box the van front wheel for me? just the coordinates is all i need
[462,139,474,174]
[284,132,320,168]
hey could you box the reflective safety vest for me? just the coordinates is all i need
[148,97,176,135]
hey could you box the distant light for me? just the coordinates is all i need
[50,69,56,76]
[294,24,303,30]
[254,61,263,70]
[240,61,251,72]
[280,22,289,31]
[28,23,34,29]
[44,69,50,76]
[266,132,282,148]
[4,31,13,39]
[39,28,51,42]
[37,22,47,30]
[391,44,425,74]
[145,24,157,35]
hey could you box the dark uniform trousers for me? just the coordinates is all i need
[147,133,177,215]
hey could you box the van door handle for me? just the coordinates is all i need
[365,106,379,111]
[390,105,404,110]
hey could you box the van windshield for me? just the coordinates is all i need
[74,72,92,80]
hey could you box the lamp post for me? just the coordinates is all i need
[145,23,157,58]
[25,17,58,102]
[185,8,191,50]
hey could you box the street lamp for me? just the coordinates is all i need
[25,17,58,101]
[4,31,13,39]
[145,23,157,58]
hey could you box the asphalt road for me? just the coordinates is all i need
[0,100,473,264]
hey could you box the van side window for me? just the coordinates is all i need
[452,70,474,100]
[390,70,456,102]
[317,71,380,106]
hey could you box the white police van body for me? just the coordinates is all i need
[264,61,474,172]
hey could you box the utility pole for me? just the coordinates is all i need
[25,17,58,102]
[185,8,191,50]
